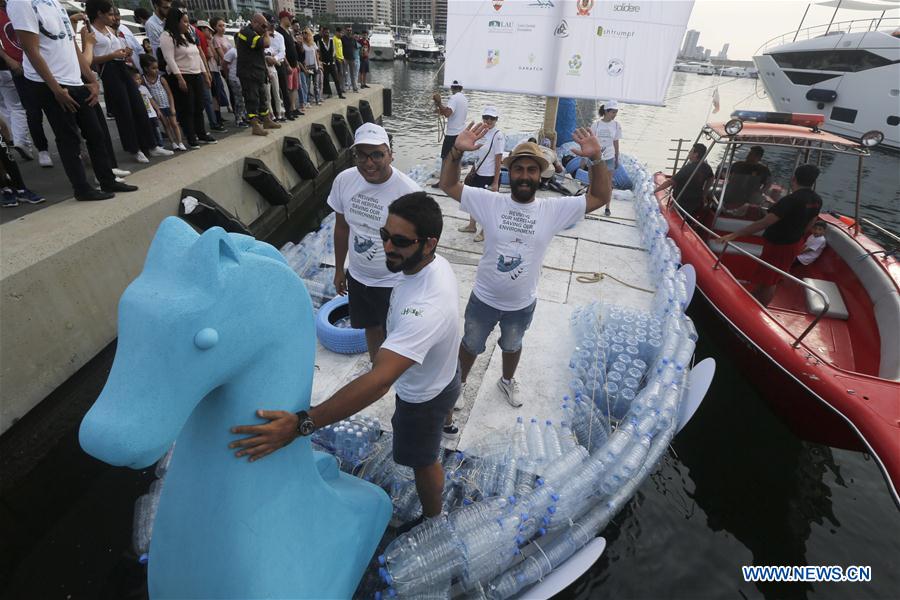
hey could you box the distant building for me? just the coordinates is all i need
[336,0,392,24]
[717,43,730,60]
[181,0,237,17]
[296,0,332,15]
[393,0,445,32]
[681,29,700,58]
[234,0,274,15]
[703,48,711,60]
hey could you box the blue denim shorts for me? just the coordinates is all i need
[461,292,537,355]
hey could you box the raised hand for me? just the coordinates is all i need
[570,127,602,161]
[454,121,489,152]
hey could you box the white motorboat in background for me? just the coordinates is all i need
[674,61,717,75]
[753,0,900,149]
[406,20,442,64]
[369,23,395,61]
[719,66,757,78]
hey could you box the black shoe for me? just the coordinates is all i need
[296,110,305,116]
[76,188,115,201]
[338,94,346,99]
[361,84,370,88]
[211,124,226,132]
[286,114,296,121]
[101,181,138,193]
[198,135,217,144]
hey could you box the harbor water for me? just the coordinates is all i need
[1,64,898,599]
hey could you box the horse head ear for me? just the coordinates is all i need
[145,217,200,274]
[192,226,242,271]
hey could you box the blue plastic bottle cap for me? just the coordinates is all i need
[543,516,551,526]
[530,417,537,423]
[551,493,560,501]
[375,592,382,600]
[517,416,524,423]
[387,588,397,598]
[508,496,517,504]
[378,567,388,581]
[538,528,546,536]
[138,552,149,565]
[516,535,525,545]
[535,478,544,486]
[545,419,552,425]
[547,506,557,514]
[378,555,385,566]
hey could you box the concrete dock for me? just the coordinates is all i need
[0,87,386,434]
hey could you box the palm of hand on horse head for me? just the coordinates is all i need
[79,217,391,599]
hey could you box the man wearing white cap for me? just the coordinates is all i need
[458,104,504,242]
[328,122,422,362]
[589,100,621,215]
[439,124,610,408]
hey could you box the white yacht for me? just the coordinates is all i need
[718,66,757,78]
[673,61,717,75]
[406,21,442,64]
[369,24,395,61]
[753,0,900,149]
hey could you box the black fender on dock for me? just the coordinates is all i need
[359,99,376,124]
[178,189,252,235]
[310,122,339,162]
[346,105,364,132]
[331,114,354,149]
[383,88,392,117]
[283,137,319,180]
[243,158,292,206]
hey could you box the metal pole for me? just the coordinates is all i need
[875,10,886,30]
[672,138,685,175]
[854,154,863,233]
[825,0,842,35]
[541,96,560,149]
[793,3,811,42]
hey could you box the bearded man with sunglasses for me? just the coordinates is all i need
[231,192,461,523]
[439,124,610,408]
[326,123,421,363]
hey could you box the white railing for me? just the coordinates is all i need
[756,17,900,54]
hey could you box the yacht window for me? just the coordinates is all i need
[785,71,839,85]
[831,106,858,123]
[770,50,895,72]
[887,116,899,126]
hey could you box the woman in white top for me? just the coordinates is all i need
[589,99,621,215]
[459,105,504,242]
[160,7,213,146]
[300,28,321,105]
[84,0,169,163]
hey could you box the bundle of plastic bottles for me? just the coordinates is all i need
[370,156,699,599]
[280,213,338,309]
[131,443,174,563]
[312,416,382,469]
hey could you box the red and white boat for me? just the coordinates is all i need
[655,112,899,506]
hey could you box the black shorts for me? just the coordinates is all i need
[440,134,458,159]
[346,271,393,329]
[391,369,461,468]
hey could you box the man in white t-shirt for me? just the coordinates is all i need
[8,0,137,201]
[231,192,462,521]
[432,79,467,160]
[328,122,421,361]
[439,124,611,407]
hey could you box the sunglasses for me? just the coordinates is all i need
[353,149,387,162]
[379,227,423,248]
[482,116,498,121]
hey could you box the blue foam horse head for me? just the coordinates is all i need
[79,217,391,599]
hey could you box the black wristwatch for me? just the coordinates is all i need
[295,410,316,437]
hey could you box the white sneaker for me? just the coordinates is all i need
[134,151,149,163]
[178,143,188,151]
[111,168,131,177]
[497,378,522,408]
[454,381,466,411]
[115,176,125,183]
[150,146,174,157]
[38,150,53,168]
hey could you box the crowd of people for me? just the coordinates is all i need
[0,0,373,204]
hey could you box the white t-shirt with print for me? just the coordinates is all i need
[445,92,468,136]
[461,187,586,311]
[327,166,421,287]
[797,234,826,265]
[381,255,460,403]
[8,0,81,86]
[590,119,622,161]
[138,85,156,119]
[474,128,505,177]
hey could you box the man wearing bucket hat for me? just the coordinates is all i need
[328,123,422,363]
[438,124,610,408]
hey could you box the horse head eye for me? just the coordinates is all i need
[194,328,219,350]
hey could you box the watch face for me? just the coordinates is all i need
[299,420,315,436]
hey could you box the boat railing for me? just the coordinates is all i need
[661,169,831,349]
[756,17,900,54]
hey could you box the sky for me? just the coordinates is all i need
[684,0,900,61]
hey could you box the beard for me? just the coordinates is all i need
[510,177,539,202]
[385,242,426,273]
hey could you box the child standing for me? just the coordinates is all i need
[797,221,828,265]
[221,47,249,127]
[139,54,186,151]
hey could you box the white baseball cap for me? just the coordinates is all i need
[450,80,463,88]
[353,123,390,147]
[481,105,500,118]
[604,100,619,111]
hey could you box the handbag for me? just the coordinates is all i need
[464,130,498,186]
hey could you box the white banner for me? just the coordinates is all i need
[444,0,695,106]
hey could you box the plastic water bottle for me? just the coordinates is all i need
[526,419,546,463]
[512,417,528,457]
[543,421,562,461]
[132,479,164,559]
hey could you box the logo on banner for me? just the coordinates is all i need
[608,58,625,76]
[518,53,544,72]
[554,20,569,38]
[486,49,500,67]
[596,25,636,38]
[488,19,513,33]
[529,0,554,7]
[517,22,536,32]
[567,53,582,75]
[492,0,504,11]
[576,0,594,16]
[614,3,641,12]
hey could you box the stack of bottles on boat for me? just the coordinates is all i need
[279,213,339,309]
[130,157,698,598]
